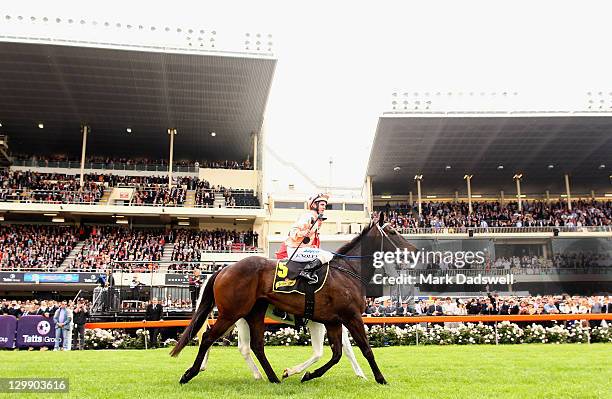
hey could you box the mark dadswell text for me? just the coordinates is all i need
[372,273,515,285]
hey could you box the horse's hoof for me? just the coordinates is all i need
[281,369,290,379]
[179,368,196,385]
[375,376,388,385]
[301,371,312,383]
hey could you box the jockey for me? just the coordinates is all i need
[282,193,334,284]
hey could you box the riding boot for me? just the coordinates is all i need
[298,258,324,285]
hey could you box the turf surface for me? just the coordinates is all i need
[1,344,610,398]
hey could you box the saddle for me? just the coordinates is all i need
[272,259,330,320]
[272,259,329,295]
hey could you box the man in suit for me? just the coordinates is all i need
[427,299,444,316]
[53,301,72,351]
[144,298,163,347]
[72,301,90,350]
[130,276,143,301]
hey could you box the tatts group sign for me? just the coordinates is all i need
[15,316,58,348]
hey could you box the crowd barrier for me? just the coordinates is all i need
[84,313,612,330]
[3,314,610,349]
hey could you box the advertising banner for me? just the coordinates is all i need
[15,316,58,349]
[0,315,17,349]
[23,273,80,284]
[0,272,24,283]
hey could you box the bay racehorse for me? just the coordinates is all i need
[170,217,415,384]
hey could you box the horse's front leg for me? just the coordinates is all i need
[282,320,325,379]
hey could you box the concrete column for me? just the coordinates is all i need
[253,133,258,171]
[79,124,89,187]
[415,175,423,216]
[564,174,572,211]
[168,128,176,186]
[409,191,413,207]
[545,190,550,203]
[591,190,595,200]
[464,175,473,215]
[514,174,523,212]
[454,190,459,203]
[500,190,504,207]
[365,175,373,214]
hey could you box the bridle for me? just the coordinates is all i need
[329,221,402,285]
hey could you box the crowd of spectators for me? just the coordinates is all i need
[1,169,261,208]
[0,225,79,271]
[171,229,259,257]
[132,186,186,206]
[67,227,169,273]
[0,171,105,204]
[384,200,612,229]
[365,294,612,317]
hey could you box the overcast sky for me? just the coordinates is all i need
[4,0,612,190]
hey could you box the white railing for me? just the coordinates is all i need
[398,226,612,235]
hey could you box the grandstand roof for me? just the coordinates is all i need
[367,113,612,195]
[0,40,276,160]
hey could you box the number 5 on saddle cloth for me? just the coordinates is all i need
[272,259,330,320]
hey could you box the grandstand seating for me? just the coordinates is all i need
[0,225,79,271]
[382,200,612,229]
[0,169,260,208]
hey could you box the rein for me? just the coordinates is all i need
[329,263,370,286]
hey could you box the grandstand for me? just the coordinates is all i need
[0,24,275,315]
[361,109,612,297]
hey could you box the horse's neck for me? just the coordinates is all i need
[339,242,375,282]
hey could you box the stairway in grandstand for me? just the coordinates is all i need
[159,242,175,272]
[213,194,225,208]
[57,241,85,271]
[99,188,112,204]
[184,190,196,207]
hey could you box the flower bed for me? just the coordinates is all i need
[83,322,611,350]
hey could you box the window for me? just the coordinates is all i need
[274,201,304,209]
[345,203,365,211]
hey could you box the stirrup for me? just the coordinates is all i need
[299,270,319,285]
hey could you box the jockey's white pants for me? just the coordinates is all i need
[286,246,334,264]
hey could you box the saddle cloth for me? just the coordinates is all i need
[272,259,329,295]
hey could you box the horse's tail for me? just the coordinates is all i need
[170,270,220,357]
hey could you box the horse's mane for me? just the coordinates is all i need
[335,222,374,255]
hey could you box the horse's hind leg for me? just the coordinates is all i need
[343,315,387,384]
[179,316,238,385]
[236,318,263,380]
[301,322,343,383]
[341,325,366,379]
[244,301,281,383]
